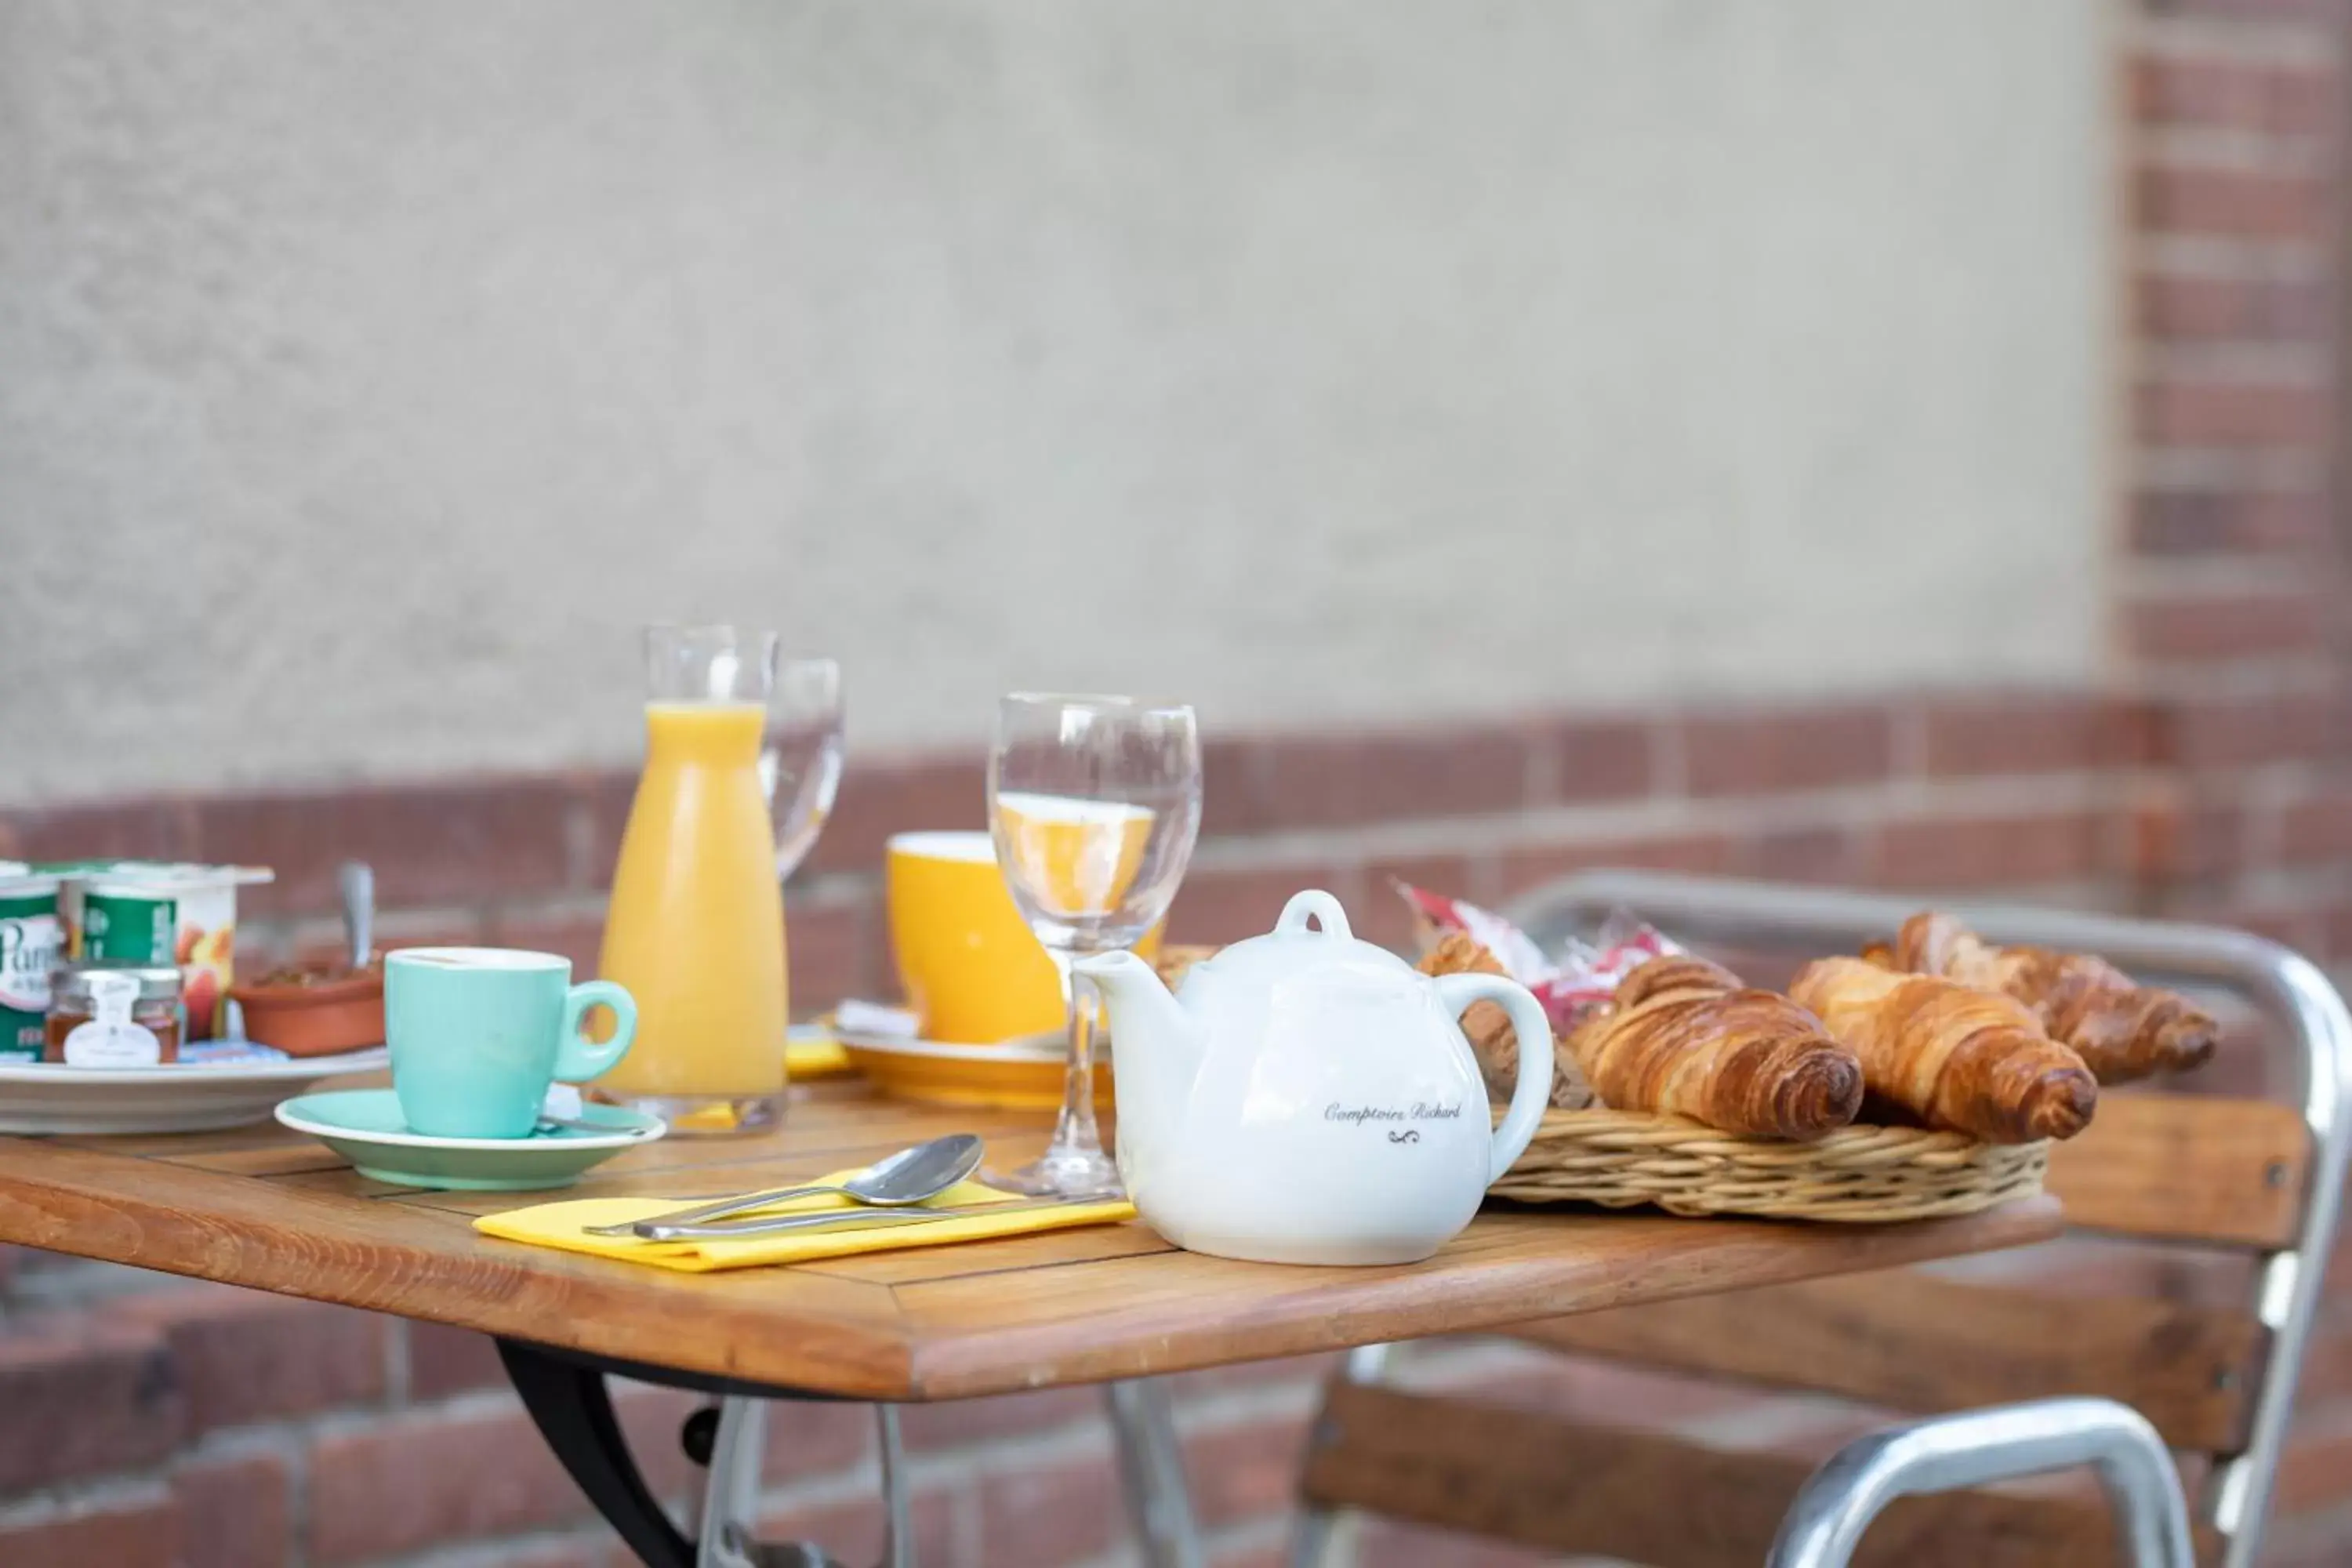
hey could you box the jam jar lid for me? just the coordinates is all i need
[50,962,183,1006]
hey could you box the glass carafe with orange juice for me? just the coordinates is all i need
[596,626,791,1134]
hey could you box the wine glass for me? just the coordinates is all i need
[988,693,1202,1198]
[760,658,844,882]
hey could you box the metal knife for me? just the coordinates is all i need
[630,1195,1101,1243]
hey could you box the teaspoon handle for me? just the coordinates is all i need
[583,1182,842,1237]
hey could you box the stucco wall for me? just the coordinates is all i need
[0,0,2112,802]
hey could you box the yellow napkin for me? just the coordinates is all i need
[784,1028,853,1080]
[473,1171,1134,1272]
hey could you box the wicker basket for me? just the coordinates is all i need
[1490,1107,2049,1223]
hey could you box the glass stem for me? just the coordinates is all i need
[1047,951,1105,1159]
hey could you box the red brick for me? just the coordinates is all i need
[1197,734,1269,837]
[757,1488,958,1568]
[977,1450,1126,1566]
[900,1385,1100,1452]
[1922,692,2142,776]
[1680,704,1893,796]
[2281,788,2352,859]
[2131,585,2332,662]
[608,1381,707,1501]
[0,1494,184,1568]
[1213,1546,1291,1568]
[1167,863,1365,946]
[2267,1509,2352,1568]
[2130,791,2245,881]
[196,777,581,917]
[754,1396,873,1483]
[803,755,987,877]
[2137,267,2332,343]
[786,895,874,1014]
[1170,1352,1345,1398]
[0,797,201,866]
[1185,1412,1315,1527]
[2147,0,2347,22]
[2155,689,2347,768]
[2138,376,2333,450]
[2132,486,2329,557]
[1245,726,1537,829]
[1435,1349,1757,1427]
[576,768,640,890]
[2133,50,2339,136]
[405,1321,506,1399]
[2275,1404,2352,1513]
[1734,824,1868,886]
[0,1313,183,1490]
[307,1403,586,1563]
[111,1283,387,1436]
[1359,854,1483,953]
[416,1540,610,1568]
[2137,160,2332,241]
[1358,1519,1558,1568]
[173,1452,292,1568]
[292,909,489,967]
[1490,833,1735,904]
[1537,717,1655,804]
[1872,811,2103,890]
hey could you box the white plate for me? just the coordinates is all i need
[0,1047,390,1135]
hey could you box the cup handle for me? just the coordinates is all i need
[554,980,637,1082]
[1431,971,1556,1184]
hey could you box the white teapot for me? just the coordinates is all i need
[1076,890,1554,1265]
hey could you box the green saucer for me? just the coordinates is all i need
[274,1089,666,1191]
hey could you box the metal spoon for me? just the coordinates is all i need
[336,862,375,971]
[583,1133,983,1237]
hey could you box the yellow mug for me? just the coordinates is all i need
[885,830,1160,1044]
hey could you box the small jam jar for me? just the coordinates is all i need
[45,963,183,1066]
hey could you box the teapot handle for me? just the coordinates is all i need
[1432,972,1557,1184]
[1274,890,1352,940]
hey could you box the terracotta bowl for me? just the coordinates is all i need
[230,966,384,1058]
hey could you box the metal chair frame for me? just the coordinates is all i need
[1291,869,2352,1568]
[1766,1396,2196,1568]
[694,1378,1202,1568]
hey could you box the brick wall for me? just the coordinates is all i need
[3,1,2350,1564]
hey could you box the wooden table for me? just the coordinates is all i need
[0,1080,2062,1565]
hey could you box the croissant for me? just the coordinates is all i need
[1890,913,2217,1084]
[1565,954,1862,1139]
[1417,934,1595,1110]
[1788,956,2096,1143]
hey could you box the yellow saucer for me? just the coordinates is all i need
[785,1023,854,1081]
[831,1026,1115,1112]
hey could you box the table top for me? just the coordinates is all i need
[0,1079,2061,1402]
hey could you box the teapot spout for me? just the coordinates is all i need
[1074,951,1203,1143]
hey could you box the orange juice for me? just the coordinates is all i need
[993,793,1154,919]
[596,702,787,1110]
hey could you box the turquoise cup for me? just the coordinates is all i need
[384,948,637,1139]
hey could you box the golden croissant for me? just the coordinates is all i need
[1883,913,2217,1085]
[1416,933,1595,1111]
[1789,956,2096,1143]
[1566,954,1862,1140]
